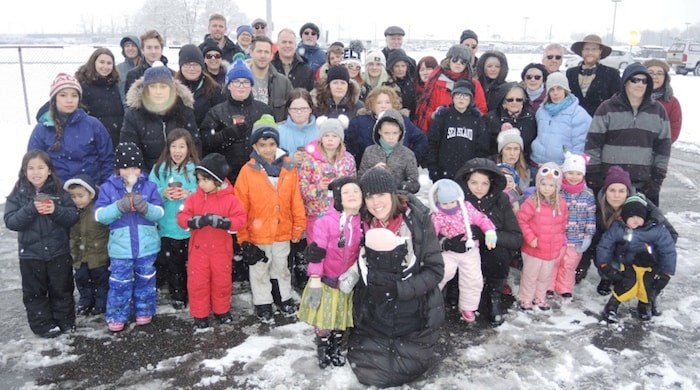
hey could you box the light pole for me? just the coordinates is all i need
[686,22,691,41]
[611,0,622,45]
[523,17,529,42]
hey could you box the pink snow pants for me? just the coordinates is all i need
[548,244,581,295]
[518,253,555,306]
[438,249,483,311]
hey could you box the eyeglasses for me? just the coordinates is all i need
[230,79,251,87]
[182,63,201,69]
[253,24,266,29]
[205,53,221,59]
[540,166,561,177]
[466,44,477,49]
[303,30,318,36]
[505,97,524,103]
[648,71,665,77]
[450,57,467,66]
[345,63,360,70]
[453,93,470,99]
[289,106,311,113]
[629,77,648,84]
[546,55,562,60]
[525,74,542,80]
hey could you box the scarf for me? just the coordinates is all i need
[436,202,460,215]
[579,65,597,76]
[561,177,585,195]
[526,85,544,102]
[370,213,404,234]
[379,139,396,155]
[651,88,664,102]
[543,94,575,117]
[416,67,470,127]
[251,150,284,177]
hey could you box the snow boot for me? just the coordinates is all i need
[637,302,652,321]
[316,335,332,369]
[328,331,346,367]
[596,278,612,296]
[256,304,275,325]
[489,279,506,326]
[603,297,621,323]
[277,299,297,318]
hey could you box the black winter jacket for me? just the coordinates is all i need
[566,63,621,117]
[179,76,226,127]
[271,52,315,91]
[486,104,537,160]
[80,76,124,148]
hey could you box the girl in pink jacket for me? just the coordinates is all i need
[429,179,496,323]
[297,176,362,369]
[516,163,568,311]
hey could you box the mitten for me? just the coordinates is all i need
[652,273,671,292]
[241,241,268,266]
[576,238,592,253]
[305,277,322,309]
[222,123,245,140]
[642,181,660,202]
[205,214,231,230]
[131,193,148,214]
[441,234,467,253]
[116,195,132,213]
[601,263,623,282]
[304,242,327,263]
[187,215,209,229]
[485,230,498,249]
[338,265,360,294]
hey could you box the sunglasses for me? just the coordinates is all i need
[205,53,221,59]
[525,74,542,80]
[303,30,318,36]
[450,57,468,66]
[253,24,266,29]
[629,77,648,84]
[505,97,524,103]
[546,55,563,60]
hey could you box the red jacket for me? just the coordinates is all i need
[658,97,682,144]
[415,71,487,133]
[516,196,568,260]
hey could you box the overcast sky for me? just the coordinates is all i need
[2,0,698,43]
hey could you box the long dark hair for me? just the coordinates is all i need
[175,69,221,98]
[9,150,63,198]
[75,47,120,84]
[152,128,200,180]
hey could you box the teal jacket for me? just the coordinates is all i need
[148,161,198,240]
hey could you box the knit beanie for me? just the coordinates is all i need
[365,49,386,66]
[299,22,320,37]
[496,162,520,187]
[561,150,587,175]
[327,65,350,84]
[250,114,280,146]
[341,48,362,66]
[603,165,632,193]
[114,142,144,169]
[63,173,98,198]
[49,73,82,100]
[179,44,204,67]
[330,176,361,212]
[373,108,405,136]
[196,153,230,184]
[621,194,648,221]
[451,80,474,97]
[446,44,472,63]
[143,61,173,87]
[201,40,223,56]
[236,25,254,39]
[436,179,462,204]
[521,63,548,83]
[459,29,479,44]
[317,115,349,141]
[360,166,397,195]
[226,59,255,86]
[546,72,570,93]
[497,128,524,153]
[536,162,562,189]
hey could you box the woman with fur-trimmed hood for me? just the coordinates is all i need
[121,61,200,172]
[476,50,510,112]
[312,65,364,120]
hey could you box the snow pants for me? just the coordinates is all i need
[438,250,483,311]
[106,255,157,323]
[20,254,75,335]
[548,244,581,295]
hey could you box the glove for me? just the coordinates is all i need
[601,263,623,282]
[642,181,660,202]
[116,195,132,213]
[485,230,497,249]
[304,242,327,263]
[241,241,268,266]
[187,215,210,229]
[441,234,467,253]
[222,124,245,140]
[338,265,360,294]
[576,238,592,253]
[652,273,671,292]
[304,277,322,309]
[204,214,231,230]
[131,193,148,214]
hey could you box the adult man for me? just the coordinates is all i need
[272,28,314,91]
[296,22,325,73]
[566,34,621,116]
[198,14,243,63]
[251,18,278,54]
[248,36,293,122]
[382,25,416,69]
[124,29,171,95]
[116,36,141,101]
[460,29,479,70]
[585,63,671,206]
[542,43,565,74]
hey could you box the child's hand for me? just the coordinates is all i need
[319,177,331,191]
[374,162,387,169]
[530,238,538,248]
[34,199,54,215]
[131,194,148,214]
[485,230,497,250]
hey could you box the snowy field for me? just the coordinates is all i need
[0,46,699,389]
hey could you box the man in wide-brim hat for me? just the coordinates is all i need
[570,34,612,59]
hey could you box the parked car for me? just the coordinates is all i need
[666,41,700,76]
[565,48,635,70]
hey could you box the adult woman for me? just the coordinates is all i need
[312,65,364,120]
[201,41,228,87]
[75,47,124,148]
[496,128,530,188]
[531,73,591,168]
[414,55,438,98]
[347,166,444,388]
[455,158,523,326]
[175,44,225,127]
[121,62,199,172]
[341,48,371,102]
[415,44,487,133]
[362,49,390,90]
[485,82,537,162]
[645,59,683,144]
[28,73,114,185]
[520,63,549,112]
[278,88,319,165]
[345,86,427,166]
[476,50,509,111]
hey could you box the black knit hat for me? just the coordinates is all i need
[179,44,204,68]
[327,65,349,83]
[299,22,320,37]
[621,195,648,222]
[452,79,474,97]
[196,153,230,184]
[360,166,397,196]
[330,176,361,212]
[114,142,144,169]
[460,29,479,44]
[201,39,223,56]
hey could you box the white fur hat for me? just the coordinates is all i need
[561,150,587,175]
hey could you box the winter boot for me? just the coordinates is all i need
[256,304,275,325]
[444,275,459,309]
[596,278,612,296]
[637,302,652,321]
[328,331,346,367]
[277,299,297,318]
[650,293,662,316]
[316,335,332,369]
[603,297,621,323]
[271,279,283,310]
[489,279,506,326]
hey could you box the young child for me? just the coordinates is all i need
[177,153,247,329]
[234,115,306,324]
[429,179,497,322]
[149,128,199,310]
[4,150,79,338]
[297,176,363,369]
[95,142,164,332]
[516,162,568,311]
[548,151,596,299]
[497,162,522,212]
[64,174,110,316]
[597,194,676,323]
[357,108,420,193]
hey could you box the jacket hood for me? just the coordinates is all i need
[476,50,509,83]
[125,77,195,110]
[454,157,506,196]
[372,109,405,144]
[492,81,528,107]
[427,179,465,212]
[621,62,653,100]
[120,35,142,59]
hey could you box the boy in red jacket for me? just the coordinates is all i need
[177,153,247,329]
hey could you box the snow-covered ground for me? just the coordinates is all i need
[0,47,699,389]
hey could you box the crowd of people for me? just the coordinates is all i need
[4,14,684,388]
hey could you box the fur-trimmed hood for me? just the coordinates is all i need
[125,77,195,111]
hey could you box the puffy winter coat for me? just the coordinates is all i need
[277,116,319,155]
[4,179,79,261]
[306,208,362,279]
[124,55,171,97]
[298,140,356,217]
[486,102,537,160]
[69,202,110,269]
[531,95,591,165]
[297,43,326,74]
[148,161,198,240]
[516,196,568,260]
[80,76,124,148]
[596,219,676,275]
[358,126,420,194]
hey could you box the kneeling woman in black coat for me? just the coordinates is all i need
[347,166,445,388]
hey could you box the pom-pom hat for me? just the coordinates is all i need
[250,114,280,145]
[49,73,82,99]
